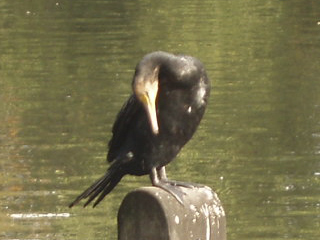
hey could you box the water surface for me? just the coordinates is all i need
[1,0,319,239]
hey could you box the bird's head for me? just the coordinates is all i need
[133,66,160,135]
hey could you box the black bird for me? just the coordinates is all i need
[69,51,210,208]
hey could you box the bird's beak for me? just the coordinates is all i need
[139,82,159,135]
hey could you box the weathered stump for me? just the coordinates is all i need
[118,186,226,240]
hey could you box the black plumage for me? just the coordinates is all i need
[69,51,210,207]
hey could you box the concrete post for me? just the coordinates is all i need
[118,186,226,240]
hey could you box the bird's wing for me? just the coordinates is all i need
[107,94,143,162]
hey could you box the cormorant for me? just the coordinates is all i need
[69,51,210,207]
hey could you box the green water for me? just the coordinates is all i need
[1,0,319,239]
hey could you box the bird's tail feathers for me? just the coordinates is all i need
[69,165,123,208]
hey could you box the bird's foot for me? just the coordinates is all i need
[161,179,205,189]
[152,180,186,204]
[153,179,205,204]
[150,167,205,204]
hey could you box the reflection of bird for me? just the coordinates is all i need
[69,51,210,208]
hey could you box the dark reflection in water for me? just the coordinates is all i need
[1,0,319,239]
